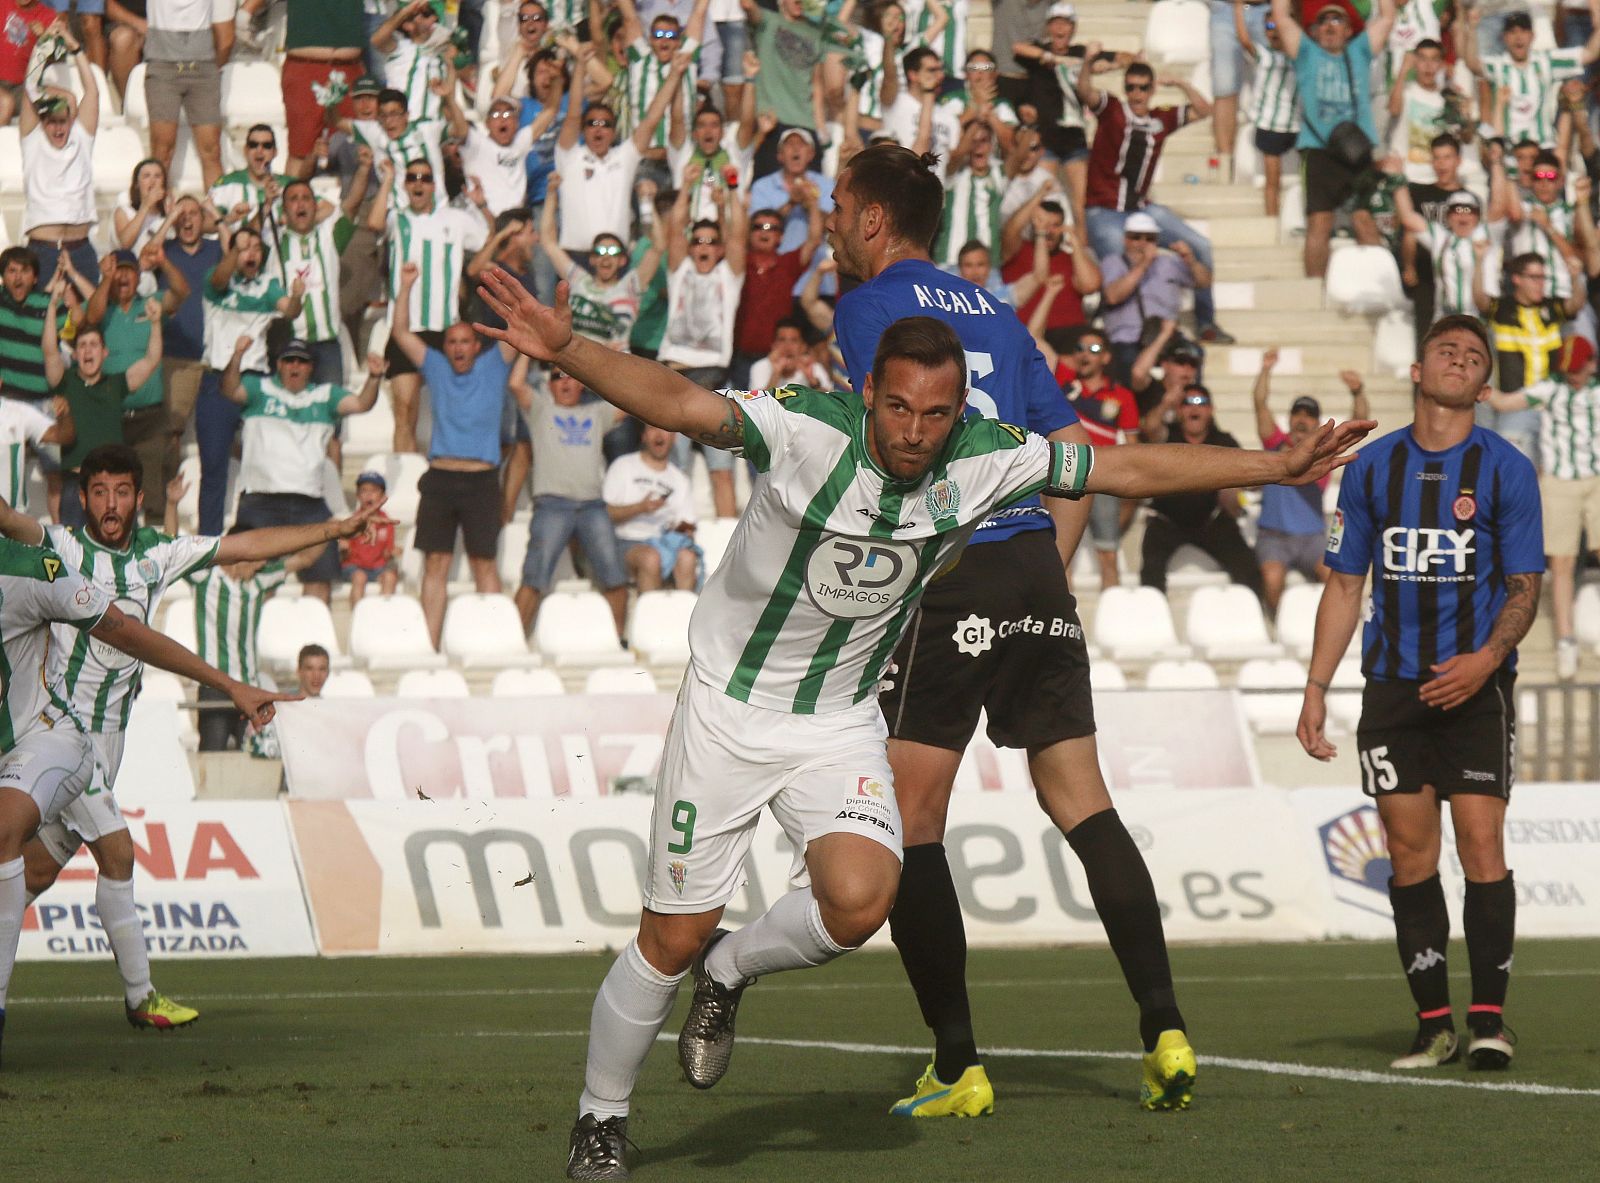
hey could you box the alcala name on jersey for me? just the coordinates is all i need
[911,283,997,317]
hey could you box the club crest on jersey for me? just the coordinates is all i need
[924,477,961,520]
[1453,494,1476,521]
[668,859,687,895]
[138,557,160,583]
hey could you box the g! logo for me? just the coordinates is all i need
[805,536,920,619]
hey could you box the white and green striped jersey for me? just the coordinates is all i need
[934,167,1005,268]
[689,386,1091,714]
[0,540,109,749]
[274,215,356,344]
[202,269,288,371]
[382,35,448,124]
[1248,46,1301,134]
[353,118,446,212]
[1506,197,1576,301]
[856,27,888,122]
[1483,49,1583,148]
[208,169,297,227]
[623,37,699,150]
[185,561,289,687]
[905,0,964,75]
[1385,0,1446,84]
[1423,222,1486,319]
[387,205,489,331]
[1525,376,1600,479]
[0,397,55,511]
[238,373,347,496]
[42,525,219,735]
[544,0,585,32]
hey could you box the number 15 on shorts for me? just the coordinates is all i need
[1360,744,1399,794]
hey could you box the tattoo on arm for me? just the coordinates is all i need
[95,609,123,634]
[1485,572,1541,663]
[693,400,746,451]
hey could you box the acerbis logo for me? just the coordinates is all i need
[804,536,919,619]
[953,614,994,657]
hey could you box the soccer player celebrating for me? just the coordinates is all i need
[0,544,293,1066]
[1298,314,1542,1072]
[829,141,1193,1116]
[472,269,1371,1180]
[0,445,384,1032]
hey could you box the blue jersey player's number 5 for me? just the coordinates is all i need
[964,351,999,421]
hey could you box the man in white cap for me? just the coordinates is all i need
[1393,186,1490,321]
[1098,210,1212,384]
[747,126,835,295]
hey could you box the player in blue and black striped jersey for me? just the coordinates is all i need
[1298,314,1544,1074]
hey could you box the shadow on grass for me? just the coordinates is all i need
[642,1090,920,1170]
[1288,1027,1408,1057]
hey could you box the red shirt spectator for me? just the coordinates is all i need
[1086,94,1186,212]
[734,246,807,358]
[344,511,397,571]
[0,0,50,87]
[1058,365,1139,447]
[1004,247,1086,331]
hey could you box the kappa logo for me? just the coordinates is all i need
[953,613,994,657]
[925,477,961,520]
[1407,947,1445,975]
[668,859,688,896]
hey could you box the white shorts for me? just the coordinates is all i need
[642,672,903,915]
[0,727,96,829]
[36,730,127,865]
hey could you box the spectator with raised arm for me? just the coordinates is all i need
[541,173,663,351]
[1462,6,1600,150]
[372,0,450,124]
[21,27,99,285]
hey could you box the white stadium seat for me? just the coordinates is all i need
[343,379,398,453]
[441,593,541,668]
[321,670,377,698]
[1326,245,1407,315]
[491,667,567,696]
[362,453,429,526]
[1275,583,1324,660]
[160,601,197,655]
[498,518,532,589]
[93,125,147,195]
[140,670,198,749]
[1185,585,1283,661]
[395,668,471,698]
[1143,0,1209,65]
[1576,584,1600,649]
[1091,587,1191,661]
[220,61,287,125]
[122,62,149,125]
[533,591,633,667]
[1088,659,1127,692]
[0,128,23,191]
[349,594,448,669]
[584,666,658,695]
[1237,657,1309,735]
[257,595,342,672]
[1372,307,1418,376]
[628,590,696,667]
[1145,659,1221,690]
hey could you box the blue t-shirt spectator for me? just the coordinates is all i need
[422,345,513,467]
[1295,32,1376,153]
[520,93,568,206]
[162,237,224,361]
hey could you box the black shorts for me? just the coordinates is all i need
[1040,124,1090,163]
[232,492,340,583]
[385,329,446,377]
[880,527,1095,752]
[1254,127,1297,157]
[1356,667,1517,800]
[1302,147,1367,215]
[414,467,502,558]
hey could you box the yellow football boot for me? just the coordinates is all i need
[890,1062,995,1118]
[1140,1029,1196,1110]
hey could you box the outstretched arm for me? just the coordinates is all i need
[88,605,297,726]
[1083,418,1375,498]
[0,495,46,546]
[1269,0,1302,59]
[474,268,751,447]
[214,498,389,564]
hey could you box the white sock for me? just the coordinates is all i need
[0,857,25,1009]
[97,876,153,1006]
[704,888,850,989]
[577,939,686,1120]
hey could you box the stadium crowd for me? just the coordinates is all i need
[0,0,1595,680]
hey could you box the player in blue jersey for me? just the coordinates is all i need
[1299,314,1544,1073]
[829,143,1196,1114]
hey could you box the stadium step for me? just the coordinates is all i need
[1211,246,1320,281]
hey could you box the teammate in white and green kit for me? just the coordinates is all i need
[0,445,382,1035]
[0,530,291,1068]
[470,268,1372,1180]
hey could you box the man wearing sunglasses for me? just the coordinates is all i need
[1099,211,1210,386]
[1076,53,1235,345]
[1271,0,1396,277]
[207,125,300,232]
[616,0,710,161]
[731,194,824,391]
[1505,149,1583,307]
[553,42,687,255]
[1394,185,1490,322]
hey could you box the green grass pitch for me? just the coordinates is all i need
[4,939,1596,1182]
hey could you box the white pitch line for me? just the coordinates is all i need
[729,1036,1600,1099]
[13,964,1598,1008]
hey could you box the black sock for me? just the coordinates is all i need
[1389,874,1452,1025]
[1065,809,1182,1053]
[1463,873,1515,1032]
[888,843,979,1082]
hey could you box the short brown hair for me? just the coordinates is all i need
[840,143,945,254]
[1419,313,1491,360]
[870,316,966,392]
